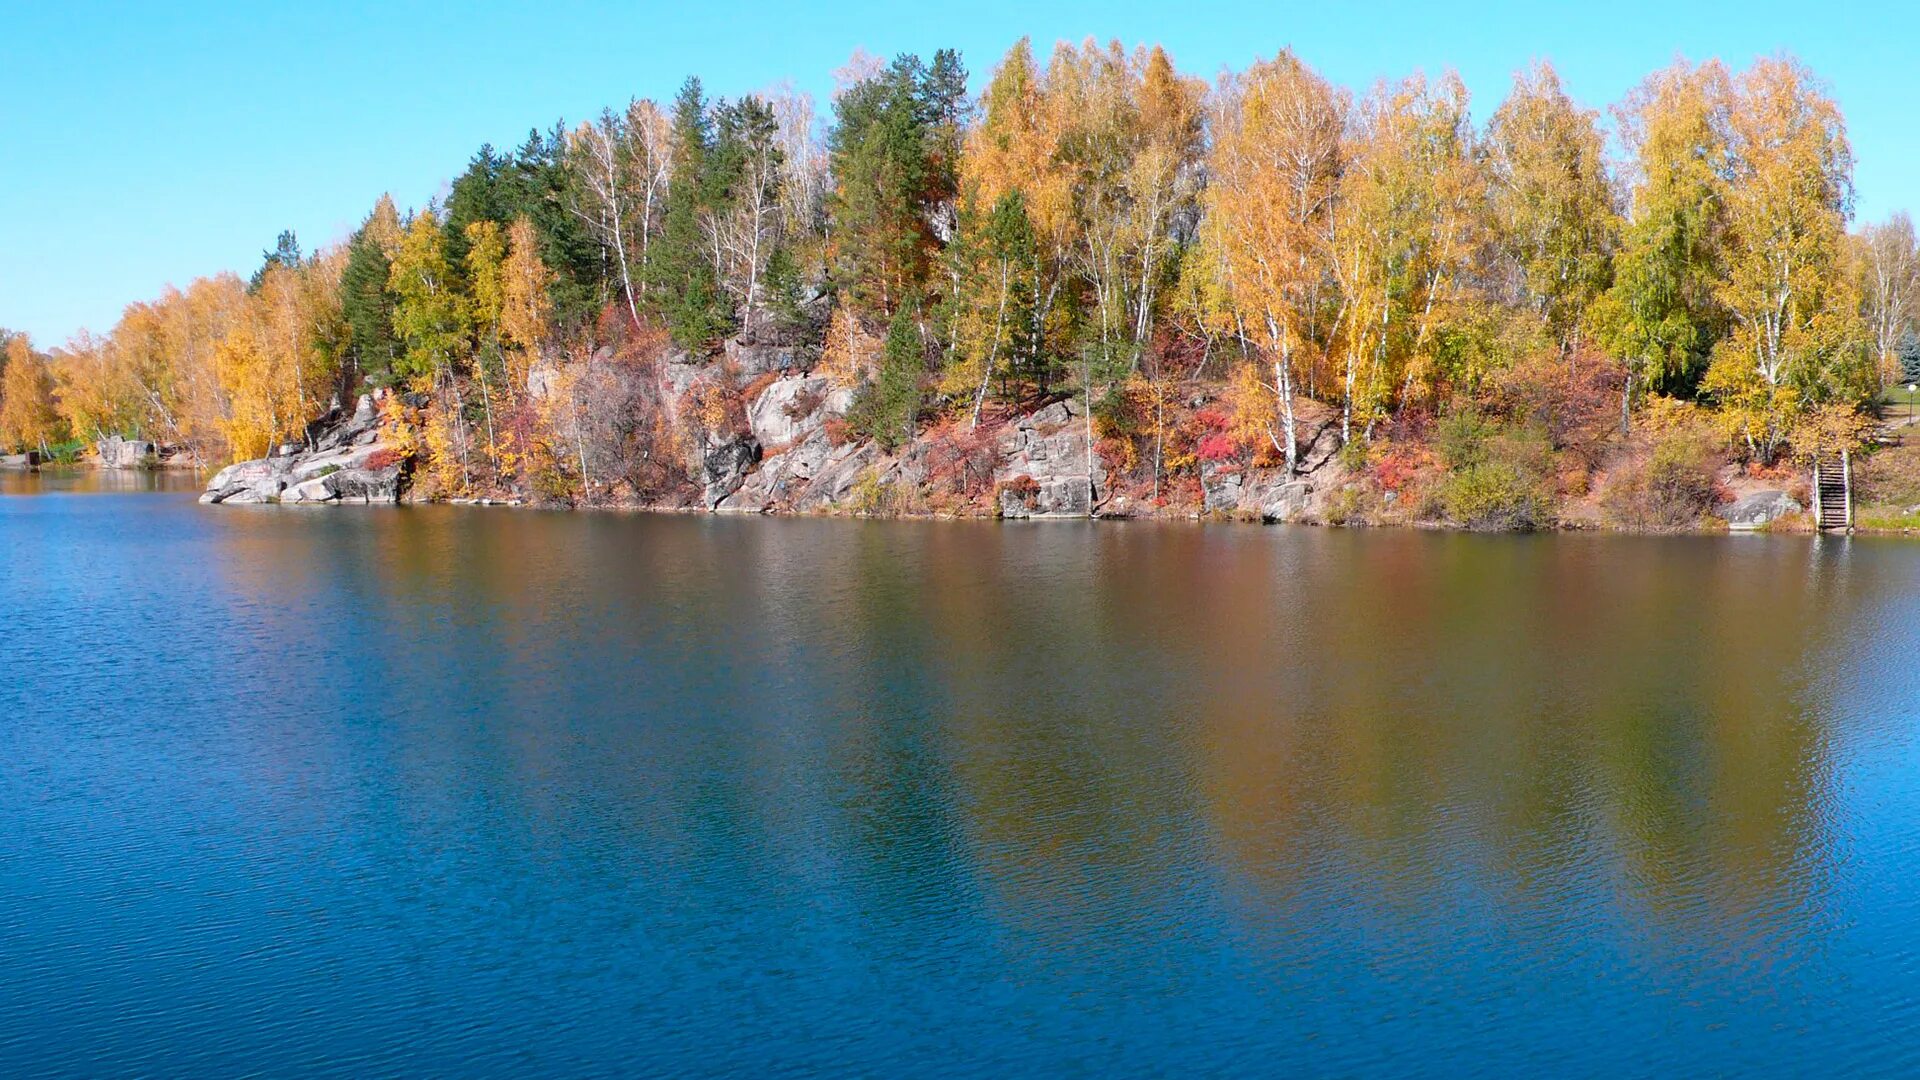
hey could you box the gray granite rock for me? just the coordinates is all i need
[995,398,1101,518]
[203,393,403,506]
[97,436,156,469]
[746,375,852,448]
[702,433,761,509]
[1721,490,1802,529]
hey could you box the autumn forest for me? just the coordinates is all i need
[4,39,1919,527]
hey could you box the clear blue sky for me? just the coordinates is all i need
[3,0,1914,346]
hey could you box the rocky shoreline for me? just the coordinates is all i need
[174,375,1903,536]
[199,393,404,505]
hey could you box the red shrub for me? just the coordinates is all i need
[1370,444,1437,493]
[364,448,403,471]
[1196,432,1241,463]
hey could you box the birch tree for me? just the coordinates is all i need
[1201,51,1345,474]
[1855,213,1920,387]
[1703,57,1869,461]
[1485,62,1617,349]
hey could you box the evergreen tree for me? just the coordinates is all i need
[827,53,959,315]
[850,302,924,448]
[249,230,303,291]
[341,228,399,385]
[444,143,514,270]
[761,243,808,339]
[504,125,607,331]
[645,78,732,348]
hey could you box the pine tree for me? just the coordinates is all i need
[444,143,513,270]
[249,230,303,292]
[511,125,607,330]
[827,54,955,315]
[646,78,733,348]
[340,200,402,385]
[850,303,924,448]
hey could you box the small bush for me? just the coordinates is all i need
[1442,462,1553,530]
[1368,442,1438,494]
[1438,423,1557,530]
[1435,410,1496,470]
[1320,484,1378,526]
[1195,432,1240,463]
[1600,434,1721,531]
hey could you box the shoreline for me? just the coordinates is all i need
[18,445,1917,538]
[208,469,1920,537]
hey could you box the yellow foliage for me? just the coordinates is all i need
[1,336,59,451]
[1224,361,1279,454]
[500,217,553,396]
[818,306,880,389]
[421,400,467,498]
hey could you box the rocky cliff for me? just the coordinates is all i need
[201,393,405,505]
[198,351,1348,521]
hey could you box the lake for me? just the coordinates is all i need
[4,475,1920,1076]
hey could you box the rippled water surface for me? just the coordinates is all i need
[4,480,1920,1076]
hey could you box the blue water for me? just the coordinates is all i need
[4,477,1920,1075]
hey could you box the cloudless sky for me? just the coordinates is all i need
[4,0,1915,346]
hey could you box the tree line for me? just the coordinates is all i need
[5,39,1918,491]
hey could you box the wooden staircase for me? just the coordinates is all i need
[1813,449,1852,533]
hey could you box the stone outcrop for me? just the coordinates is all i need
[1202,463,1315,522]
[723,338,806,378]
[701,434,761,509]
[713,374,871,514]
[1721,489,1803,530]
[96,436,157,469]
[746,375,851,448]
[201,393,404,506]
[995,399,1103,518]
[718,432,878,514]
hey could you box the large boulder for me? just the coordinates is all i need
[1721,489,1802,530]
[97,436,156,469]
[279,461,403,505]
[718,429,877,514]
[1201,464,1244,514]
[200,458,287,503]
[1201,462,1314,522]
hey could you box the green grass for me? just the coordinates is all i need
[1880,385,1920,415]
[1856,504,1920,531]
